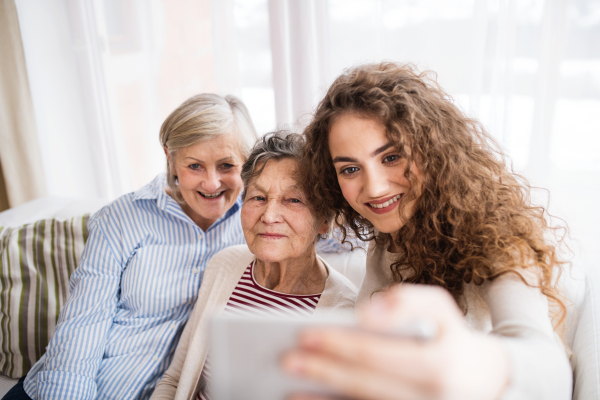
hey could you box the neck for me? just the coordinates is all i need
[180,202,215,231]
[165,188,214,231]
[254,248,328,295]
[388,231,402,253]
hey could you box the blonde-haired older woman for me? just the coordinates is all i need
[151,131,357,400]
[17,94,258,400]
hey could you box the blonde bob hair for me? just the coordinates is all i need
[160,93,257,203]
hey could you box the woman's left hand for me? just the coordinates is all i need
[281,284,511,400]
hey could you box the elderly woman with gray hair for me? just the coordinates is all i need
[9,94,258,400]
[150,131,358,400]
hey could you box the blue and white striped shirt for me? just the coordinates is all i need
[23,174,246,400]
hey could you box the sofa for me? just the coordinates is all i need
[0,196,367,397]
[0,196,597,399]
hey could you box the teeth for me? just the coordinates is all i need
[200,191,224,198]
[369,194,401,209]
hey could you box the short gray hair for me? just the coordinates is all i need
[160,93,258,203]
[240,131,304,201]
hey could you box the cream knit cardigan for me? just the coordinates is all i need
[358,240,573,400]
[150,244,358,400]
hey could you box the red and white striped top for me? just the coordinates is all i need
[198,261,322,400]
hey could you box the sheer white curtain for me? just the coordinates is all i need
[14,0,599,271]
[15,0,131,200]
[236,0,599,272]
[15,0,220,200]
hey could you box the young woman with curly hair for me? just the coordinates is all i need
[282,63,572,400]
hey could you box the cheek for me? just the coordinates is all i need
[337,180,360,205]
[240,211,252,231]
[176,169,199,190]
[225,172,244,192]
[390,165,411,187]
[241,206,260,231]
[290,211,319,240]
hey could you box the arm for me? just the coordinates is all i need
[283,285,511,400]
[150,298,196,400]
[34,208,123,400]
[485,272,572,400]
[151,245,254,400]
[282,280,572,400]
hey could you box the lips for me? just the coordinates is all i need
[258,233,287,239]
[198,190,224,199]
[365,193,403,214]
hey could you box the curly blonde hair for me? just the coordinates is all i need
[302,62,569,327]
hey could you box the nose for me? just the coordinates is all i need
[363,166,389,199]
[261,199,283,224]
[201,168,221,193]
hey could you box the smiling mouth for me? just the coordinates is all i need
[368,194,403,209]
[198,191,224,199]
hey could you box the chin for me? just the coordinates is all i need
[197,200,227,214]
[372,221,404,234]
[251,246,287,263]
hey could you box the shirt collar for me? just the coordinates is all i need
[132,173,168,202]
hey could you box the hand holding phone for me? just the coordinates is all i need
[281,285,510,400]
[208,313,436,400]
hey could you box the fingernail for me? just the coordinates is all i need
[287,395,310,400]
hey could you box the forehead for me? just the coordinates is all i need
[177,134,242,160]
[250,158,301,191]
[329,114,389,156]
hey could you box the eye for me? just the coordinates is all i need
[188,163,200,170]
[220,163,235,170]
[340,166,359,175]
[383,154,401,164]
[252,196,265,201]
[289,198,301,204]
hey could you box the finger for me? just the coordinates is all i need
[288,393,355,400]
[359,284,464,333]
[287,394,337,400]
[295,327,440,385]
[282,349,431,400]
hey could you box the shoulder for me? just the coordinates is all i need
[209,244,255,266]
[360,239,395,294]
[86,194,135,235]
[318,257,358,310]
[482,268,545,302]
[89,175,166,231]
[203,245,256,281]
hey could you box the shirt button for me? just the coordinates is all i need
[192,268,199,274]
[152,355,159,362]
[170,323,177,330]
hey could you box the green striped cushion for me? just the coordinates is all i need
[0,215,89,378]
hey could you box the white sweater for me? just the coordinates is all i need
[151,245,358,400]
[358,241,573,400]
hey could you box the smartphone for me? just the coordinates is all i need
[208,314,437,400]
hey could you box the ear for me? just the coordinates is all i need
[317,219,331,236]
[163,146,170,162]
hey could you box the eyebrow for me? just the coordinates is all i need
[248,182,301,192]
[332,143,393,164]
[183,156,236,163]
